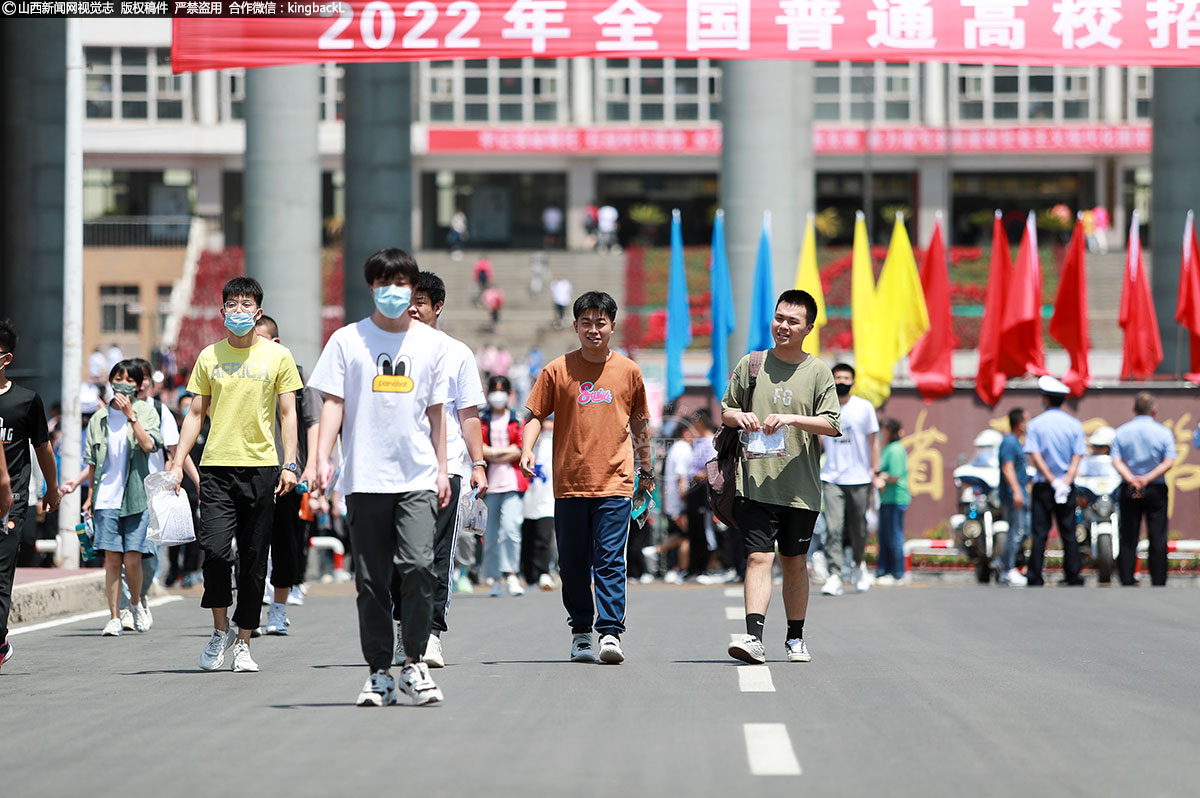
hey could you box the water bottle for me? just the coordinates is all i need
[296,481,316,522]
[76,516,96,562]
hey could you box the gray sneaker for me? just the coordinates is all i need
[398,662,443,705]
[728,634,767,664]
[785,638,811,663]
[570,632,596,663]
[198,627,237,670]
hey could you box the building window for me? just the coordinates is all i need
[320,64,345,121]
[84,47,191,122]
[991,65,1019,121]
[120,47,149,120]
[1061,67,1094,121]
[220,69,245,121]
[85,47,114,119]
[594,58,721,124]
[1127,67,1152,121]
[155,50,185,120]
[1025,67,1055,121]
[814,62,918,125]
[417,58,569,124]
[100,286,141,334]
[157,285,173,338]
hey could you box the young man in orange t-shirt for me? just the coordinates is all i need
[521,291,652,665]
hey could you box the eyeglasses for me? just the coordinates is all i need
[223,300,258,312]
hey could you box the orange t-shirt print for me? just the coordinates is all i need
[525,350,649,499]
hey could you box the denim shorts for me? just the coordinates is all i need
[93,509,152,554]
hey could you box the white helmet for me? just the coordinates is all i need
[1088,426,1116,447]
[973,429,1004,448]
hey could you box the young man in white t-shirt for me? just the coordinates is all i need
[310,249,452,707]
[819,363,880,596]
[390,270,487,669]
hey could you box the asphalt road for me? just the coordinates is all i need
[5,578,1199,797]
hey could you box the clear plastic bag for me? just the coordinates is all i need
[740,429,790,459]
[458,488,488,535]
[143,471,196,546]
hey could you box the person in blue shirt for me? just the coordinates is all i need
[1022,376,1086,587]
[997,407,1030,587]
[1111,392,1177,586]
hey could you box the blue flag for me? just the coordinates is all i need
[708,210,736,401]
[665,209,692,403]
[747,212,774,353]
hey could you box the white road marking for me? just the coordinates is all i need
[744,723,803,776]
[10,595,184,636]
[725,606,742,621]
[737,665,775,692]
[724,587,742,598]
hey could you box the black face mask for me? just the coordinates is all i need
[835,383,852,397]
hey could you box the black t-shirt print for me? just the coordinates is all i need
[0,383,50,500]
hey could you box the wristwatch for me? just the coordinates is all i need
[637,467,655,480]
[472,460,487,469]
[283,462,299,475]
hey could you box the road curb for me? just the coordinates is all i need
[10,572,106,626]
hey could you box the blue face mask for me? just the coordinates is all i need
[224,312,257,336]
[374,285,412,319]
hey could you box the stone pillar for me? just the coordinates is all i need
[566,158,596,251]
[343,63,412,323]
[0,20,66,403]
[917,158,949,246]
[197,69,219,126]
[1150,68,1200,375]
[719,61,813,358]
[1103,66,1122,124]
[244,65,322,372]
[571,57,593,126]
[923,62,945,127]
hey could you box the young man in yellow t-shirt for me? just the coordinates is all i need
[173,277,303,673]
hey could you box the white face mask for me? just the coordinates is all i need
[487,391,508,409]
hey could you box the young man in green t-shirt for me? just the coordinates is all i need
[721,290,841,665]
[173,277,303,673]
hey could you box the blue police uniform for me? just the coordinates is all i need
[1112,415,1177,586]
[1022,380,1086,586]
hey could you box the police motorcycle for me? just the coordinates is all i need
[1074,426,1121,584]
[949,430,1010,583]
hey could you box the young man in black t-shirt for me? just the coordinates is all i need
[0,320,61,669]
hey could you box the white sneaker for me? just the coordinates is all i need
[570,632,596,663]
[287,585,305,606]
[393,622,406,666]
[810,551,830,583]
[119,608,135,631]
[538,573,554,591]
[356,669,397,707]
[262,586,272,606]
[1003,568,1028,587]
[640,545,660,575]
[874,574,897,587]
[598,634,624,664]
[266,602,288,635]
[489,580,505,597]
[506,574,525,596]
[664,570,683,585]
[139,601,153,631]
[821,573,844,596]
[198,627,237,670]
[398,662,443,705]
[131,604,150,633]
[101,617,123,637]
[728,634,766,664]
[638,573,654,584]
[425,634,444,668]
[785,638,812,663]
[853,566,871,593]
[231,640,259,672]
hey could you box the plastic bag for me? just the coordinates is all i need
[458,488,488,535]
[143,471,196,546]
[740,429,790,459]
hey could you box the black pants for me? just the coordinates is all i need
[0,501,30,640]
[1118,483,1168,586]
[197,466,279,630]
[391,475,460,635]
[685,482,710,577]
[348,491,437,671]
[270,490,305,589]
[1028,482,1083,586]
[625,517,649,579]
[521,515,555,584]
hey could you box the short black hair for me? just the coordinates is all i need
[832,362,856,379]
[131,358,153,385]
[488,375,512,394]
[1045,394,1066,408]
[109,359,144,386]
[417,271,447,307]
[776,289,818,327]
[256,314,280,339]
[882,417,903,440]
[364,248,419,287]
[222,276,263,307]
[1007,407,1025,430]
[573,291,618,322]
[0,319,16,353]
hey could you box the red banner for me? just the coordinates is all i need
[172,0,1200,72]
[422,124,1151,155]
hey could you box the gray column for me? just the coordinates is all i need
[0,20,66,404]
[917,158,949,246]
[244,65,322,372]
[566,158,597,251]
[571,57,593,126]
[1150,68,1200,375]
[344,63,413,323]
[719,61,814,357]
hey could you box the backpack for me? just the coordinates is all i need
[706,351,765,530]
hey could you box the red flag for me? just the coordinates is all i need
[999,211,1047,378]
[1049,218,1091,396]
[976,212,1010,406]
[1119,210,1163,380]
[909,220,954,401]
[1174,210,1200,383]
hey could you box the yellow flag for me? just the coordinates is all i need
[851,211,887,405]
[859,214,931,406]
[793,212,826,357]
